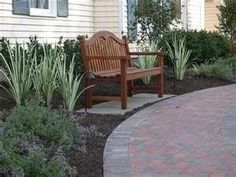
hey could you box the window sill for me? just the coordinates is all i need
[29,13,57,18]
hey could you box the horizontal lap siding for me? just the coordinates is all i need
[94,0,119,36]
[94,0,128,37]
[0,0,94,43]
[205,0,221,31]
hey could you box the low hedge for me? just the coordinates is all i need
[161,30,231,64]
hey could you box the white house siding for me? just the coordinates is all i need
[0,0,94,43]
[94,0,127,37]
[205,0,221,31]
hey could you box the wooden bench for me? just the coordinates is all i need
[78,31,164,109]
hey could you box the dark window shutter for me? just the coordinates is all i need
[57,0,69,17]
[12,0,29,15]
[128,0,137,41]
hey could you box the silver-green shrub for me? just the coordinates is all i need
[0,103,82,177]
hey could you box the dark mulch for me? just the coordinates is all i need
[66,114,125,177]
[0,67,235,177]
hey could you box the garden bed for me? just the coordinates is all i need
[0,67,234,177]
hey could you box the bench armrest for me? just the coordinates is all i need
[129,52,165,68]
[129,52,164,56]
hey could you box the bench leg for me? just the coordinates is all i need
[121,80,127,110]
[158,72,163,97]
[127,80,133,97]
[86,80,93,108]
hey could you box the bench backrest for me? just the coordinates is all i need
[79,31,130,72]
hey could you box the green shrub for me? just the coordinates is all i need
[225,56,236,72]
[63,39,83,72]
[161,30,231,64]
[193,61,233,80]
[0,38,10,68]
[193,64,214,78]
[134,0,176,43]
[213,64,233,80]
[0,103,81,177]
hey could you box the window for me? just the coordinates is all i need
[30,0,49,9]
[30,0,57,17]
[12,0,69,17]
[128,0,137,41]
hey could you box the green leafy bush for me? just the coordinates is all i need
[161,30,231,64]
[217,0,236,52]
[225,56,236,72]
[193,61,233,80]
[63,39,83,72]
[0,103,81,177]
[0,38,10,68]
[134,0,176,43]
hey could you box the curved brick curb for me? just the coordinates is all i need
[103,84,236,177]
[103,96,175,177]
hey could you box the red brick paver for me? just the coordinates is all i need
[129,85,236,177]
[104,85,236,177]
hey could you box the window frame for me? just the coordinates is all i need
[29,0,57,17]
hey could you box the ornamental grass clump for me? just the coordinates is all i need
[166,35,191,80]
[58,55,90,113]
[134,42,159,85]
[34,45,59,106]
[0,42,36,105]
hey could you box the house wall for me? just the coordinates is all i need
[94,0,127,37]
[0,0,128,42]
[0,0,94,43]
[205,0,221,31]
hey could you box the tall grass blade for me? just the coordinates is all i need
[58,54,92,112]
[134,42,159,85]
[165,35,191,80]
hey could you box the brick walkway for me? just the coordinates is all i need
[104,85,236,177]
